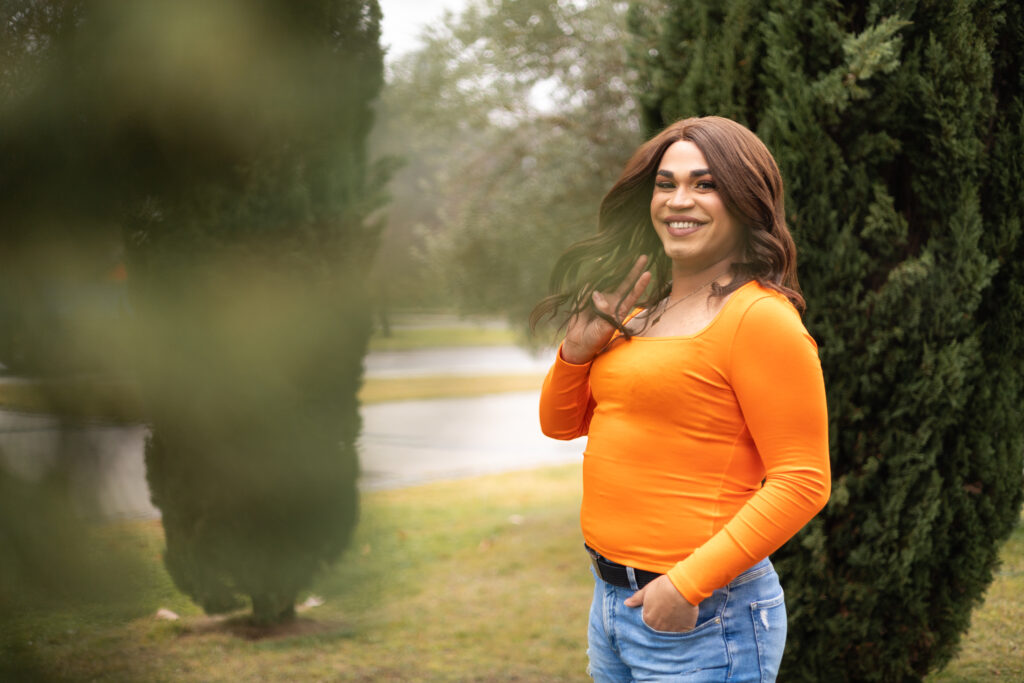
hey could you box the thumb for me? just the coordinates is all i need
[623,585,646,608]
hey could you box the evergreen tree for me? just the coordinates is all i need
[1,0,387,624]
[629,0,1024,679]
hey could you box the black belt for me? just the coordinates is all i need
[585,544,662,590]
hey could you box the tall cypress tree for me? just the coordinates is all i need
[125,0,386,624]
[1,0,386,624]
[629,0,1024,679]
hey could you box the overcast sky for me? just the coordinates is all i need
[377,0,468,61]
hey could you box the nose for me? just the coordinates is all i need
[667,185,695,209]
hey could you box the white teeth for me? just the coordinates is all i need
[667,221,701,229]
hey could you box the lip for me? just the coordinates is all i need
[662,215,706,237]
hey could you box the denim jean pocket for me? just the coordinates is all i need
[750,591,786,682]
[639,602,721,638]
[633,606,729,679]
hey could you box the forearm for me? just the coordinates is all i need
[666,465,830,603]
[538,343,594,440]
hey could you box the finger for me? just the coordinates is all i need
[610,270,652,322]
[588,290,610,318]
[591,289,632,322]
[620,270,652,314]
[623,585,646,607]
[611,255,649,301]
[610,258,651,318]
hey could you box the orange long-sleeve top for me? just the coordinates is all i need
[539,281,830,605]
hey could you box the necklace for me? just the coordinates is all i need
[649,271,731,326]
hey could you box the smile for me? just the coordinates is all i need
[667,221,702,229]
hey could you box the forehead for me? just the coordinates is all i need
[658,140,710,173]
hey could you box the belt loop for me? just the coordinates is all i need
[625,566,639,591]
[588,552,601,577]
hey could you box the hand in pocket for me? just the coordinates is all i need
[624,575,699,633]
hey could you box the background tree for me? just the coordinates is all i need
[373,0,643,335]
[3,4,150,675]
[1,0,387,625]
[629,0,1024,679]
[0,0,124,374]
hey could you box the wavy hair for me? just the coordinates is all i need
[530,116,804,334]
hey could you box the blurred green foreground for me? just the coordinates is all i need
[0,0,388,661]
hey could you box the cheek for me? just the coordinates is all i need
[724,219,742,242]
[714,204,744,242]
[727,221,748,253]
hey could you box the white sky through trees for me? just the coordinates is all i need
[377,0,468,61]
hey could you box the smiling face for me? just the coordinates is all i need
[650,140,744,275]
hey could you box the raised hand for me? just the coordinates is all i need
[560,255,651,364]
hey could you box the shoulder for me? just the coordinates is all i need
[722,281,800,327]
[729,282,817,353]
[735,282,802,322]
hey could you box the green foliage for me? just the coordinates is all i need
[630,0,1024,680]
[374,0,643,332]
[1,0,386,624]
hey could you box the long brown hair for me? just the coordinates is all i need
[530,116,804,333]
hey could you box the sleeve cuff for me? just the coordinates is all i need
[556,341,593,368]
[666,564,706,605]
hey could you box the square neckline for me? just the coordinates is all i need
[621,280,759,342]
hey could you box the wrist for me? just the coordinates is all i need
[666,567,700,606]
[559,342,594,365]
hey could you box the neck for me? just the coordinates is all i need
[668,256,736,298]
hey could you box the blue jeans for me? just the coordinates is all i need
[587,557,786,682]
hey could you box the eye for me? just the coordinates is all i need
[695,179,717,191]
[655,180,675,190]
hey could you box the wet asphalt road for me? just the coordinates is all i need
[359,390,583,491]
[364,345,555,378]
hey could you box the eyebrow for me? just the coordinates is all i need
[656,168,712,179]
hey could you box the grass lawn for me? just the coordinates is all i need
[925,517,1024,682]
[3,465,593,682]
[3,463,1021,681]
[359,374,544,403]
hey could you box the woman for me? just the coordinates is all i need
[535,116,830,682]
